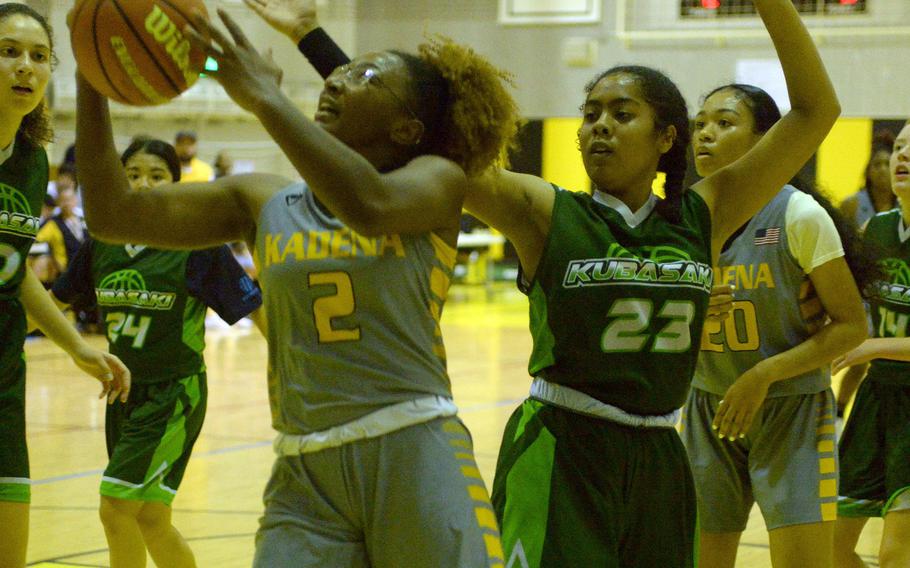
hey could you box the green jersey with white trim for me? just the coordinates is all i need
[90,242,205,384]
[865,209,910,385]
[525,187,713,415]
[0,136,48,299]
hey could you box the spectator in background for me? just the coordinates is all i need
[36,184,85,273]
[28,193,60,287]
[36,183,98,330]
[841,130,896,228]
[48,160,77,200]
[214,150,233,179]
[39,192,56,224]
[174,130,214,182]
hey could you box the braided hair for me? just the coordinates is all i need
[584,66,690,223]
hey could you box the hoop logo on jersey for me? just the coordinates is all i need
[0,184,39,239]
[262,230,406,266]
[95,269,176,310]
[715,262,776,290]
[881,258,910,286]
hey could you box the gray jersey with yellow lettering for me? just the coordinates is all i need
[255,184,455,434]
[694,186,829,396]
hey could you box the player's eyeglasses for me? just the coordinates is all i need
[334,63,421,123]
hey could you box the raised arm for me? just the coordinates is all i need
[243,0,351,77]
[188,11,466,238]
[693,0,840,249]
[75,74,285,249]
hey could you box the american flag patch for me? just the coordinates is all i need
[754,227,781,245]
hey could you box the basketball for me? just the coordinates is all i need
[70,0,209,106]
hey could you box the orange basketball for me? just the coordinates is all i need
[70,0,209,106]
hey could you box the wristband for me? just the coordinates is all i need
[297,27,352,80]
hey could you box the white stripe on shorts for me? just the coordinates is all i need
[0,477,30,485]
[274,396,458,455]
[530,378,680,428]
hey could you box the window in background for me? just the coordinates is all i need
[680,0,866,18]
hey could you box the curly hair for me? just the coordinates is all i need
[392,36,522,177]
[0,3,55,147]
[585,66,690,224]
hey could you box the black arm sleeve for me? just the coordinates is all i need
[298,27,351,80]
[51,237,96,308]
[186,246,262,325]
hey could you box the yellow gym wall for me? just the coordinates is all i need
[540,117,879,204]
[817,118,873,204]
[542,118,588,192]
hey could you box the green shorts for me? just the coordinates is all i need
[838,373,910,518]
[0,300,30,504]
[101,372,207,505]
[682,388,838,531]
[491,399,696,568]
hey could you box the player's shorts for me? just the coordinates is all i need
[254,416,503,568]
[492,398,696,568]
[101,372,207,505]
[682,388,838,532]
[838,372,910,518]
[0,301,30,504]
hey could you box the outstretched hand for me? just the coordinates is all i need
[244,0,318,43]
[832,340,878,374]
[185,9,284,113]
[71,346,131,404]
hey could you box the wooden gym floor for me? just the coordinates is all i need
[22,283,883,567]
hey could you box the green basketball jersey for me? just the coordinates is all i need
[526,187,713,415]
[0,136,48,299]
[864,209,910,385]
[90,242,206,384]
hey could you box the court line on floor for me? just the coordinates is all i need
[31,505,261,516]
[29,533,256,566]
[31,398,525,486]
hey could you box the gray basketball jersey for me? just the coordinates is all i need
[695,186,829,396]
[256,184,454,434]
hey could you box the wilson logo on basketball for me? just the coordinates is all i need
[71,0,208,106]
[110,37,168,104]
[144,5,196,86]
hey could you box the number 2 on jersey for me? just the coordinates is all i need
[309,271,361,343]
[601,298,696,353]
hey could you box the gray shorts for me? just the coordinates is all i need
[253,416,503,568]
[681,388,838,532]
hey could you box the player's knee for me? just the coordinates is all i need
[135,503,170,537]
[99,497,138,530]
[879,539,910,568]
